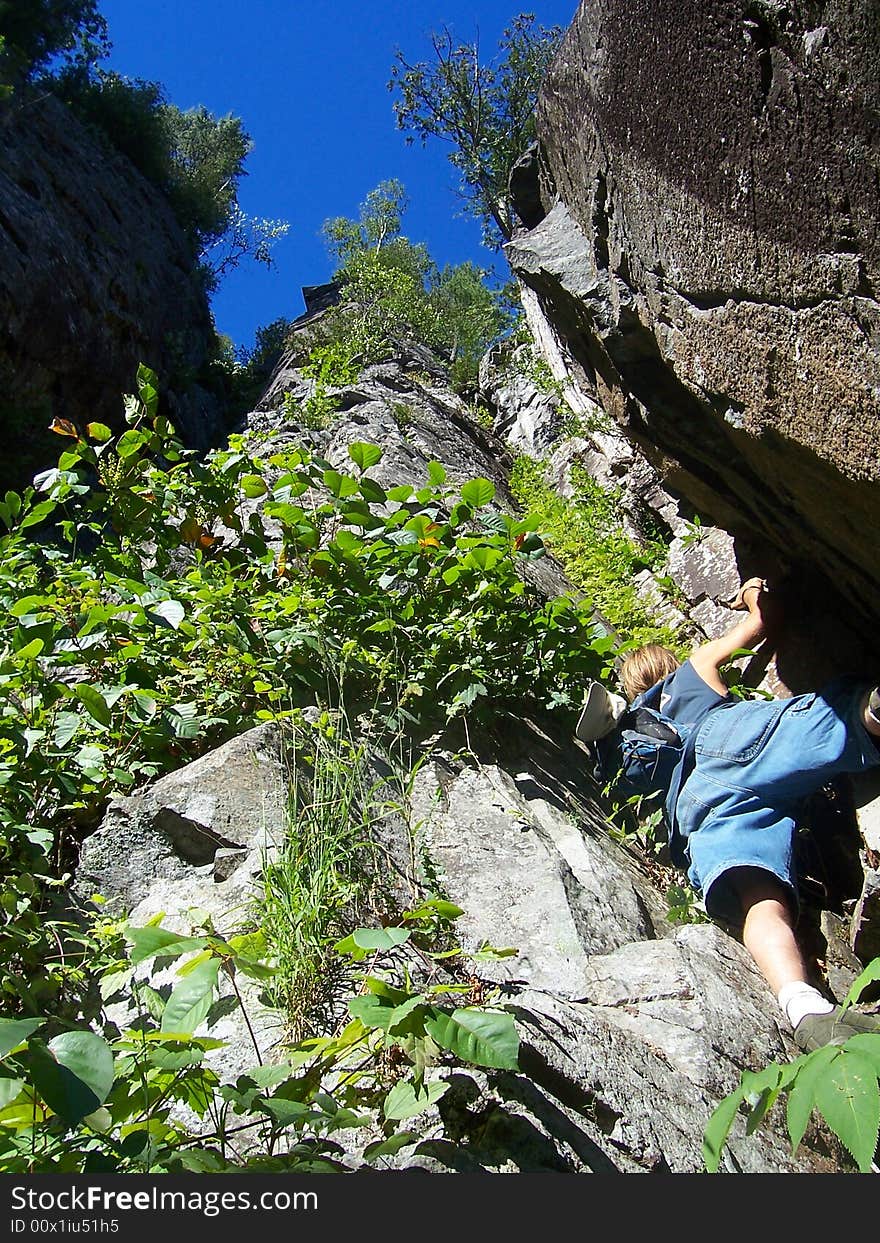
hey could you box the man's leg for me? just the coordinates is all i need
[733,868,811,995]
[730,866,880,1051]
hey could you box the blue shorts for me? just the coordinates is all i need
[675,678,880,922]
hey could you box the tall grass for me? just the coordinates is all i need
[260,718,380,1039]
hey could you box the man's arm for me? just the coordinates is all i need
[689,580,774,696]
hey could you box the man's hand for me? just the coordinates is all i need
[690,576,778,695]
[742,579,782,636]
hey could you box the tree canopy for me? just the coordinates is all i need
[318,180,511,391]
[388,13,563,250]
[3,3,287,285]
[0,0,108,82]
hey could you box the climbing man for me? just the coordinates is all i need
[578,578,880,1051]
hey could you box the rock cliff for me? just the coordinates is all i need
[507,0,880,642]
[75,316,863,1172]
[0,91,223,487]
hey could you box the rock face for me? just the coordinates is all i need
[71,333,872,1172]
[76,723,290,1087]
[76,706,847,1171]
[0,92,223,487]
[509,0,880,639]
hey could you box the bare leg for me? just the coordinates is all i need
[729,868,809,994]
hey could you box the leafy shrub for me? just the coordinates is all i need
[508,456,681,650]
[704,959,880,1173]
[0,366,609,1018]
[0,899,520,1172]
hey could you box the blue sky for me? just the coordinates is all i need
[99,0,576,351]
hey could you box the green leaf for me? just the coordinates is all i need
[19,500,57,530]
[452,681,488,710]
[347,995,396,1031]
[137,364,160,416]
[0,1017,44,1061]
[702,1087,744,1173]
[460,478,495,508]
[387,484,414,502]
[116,429,147,459]
[323,470,358,499]
[147,599,185,629]
[786,1045,841,1153]
[53,711,83,748]
[148,1043,206,1071]
[427,461,447,486]
[383,1078,448,1121]
[125,925,209,965]
[28,1032,115,1125]
[813,1049,880,1172]
[348,442,383,472]
[85,422,112,442]
[352,926,411,951]
[842,1033,880,1075]
[363,1132,418,1160]
[22,728,44,757]
[841,960,880,1011]
[241,474,268,498]
[161,958,221,1035]
[424,1007,519,1070]
[404,898,464,923]
[0,1075,24,1108]
[386,996,429,1036]
[14,638,43,661]
[261,1097,310,1127]
[359,477,388,504]
[464,546,501,571]
[10,594,50,618]
[75,684,111,727]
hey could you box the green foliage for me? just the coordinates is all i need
[52,68,171,183]
[316,181,511,381]
[261,721,379,1037]
[215,316,293,417]
[0,900,520,1172]
[323,180,419,269]
[161,103,250,245]
[508,456,681,651]
[280,339,362,432]
[665,883,708,926]
[389,14,563,248]
[680,514,707,548]
[46,54,287,279]
[0,366,608,1016]
[704,963,880,1173]
[429,261,510,392]
[0,0,108,83]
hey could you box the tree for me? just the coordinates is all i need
[317,181,512,387]
[162,104,289,282]
[322,179,432,280]
[428,261,511,386]
[388,13,563,249]
[161,104,252,247]
[0,0,109,83]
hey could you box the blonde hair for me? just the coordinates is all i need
[619,644,680,700]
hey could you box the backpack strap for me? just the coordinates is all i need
[663,725,700,868]
[631,677,697,867]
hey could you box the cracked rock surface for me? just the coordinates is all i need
[511,0,880,635]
